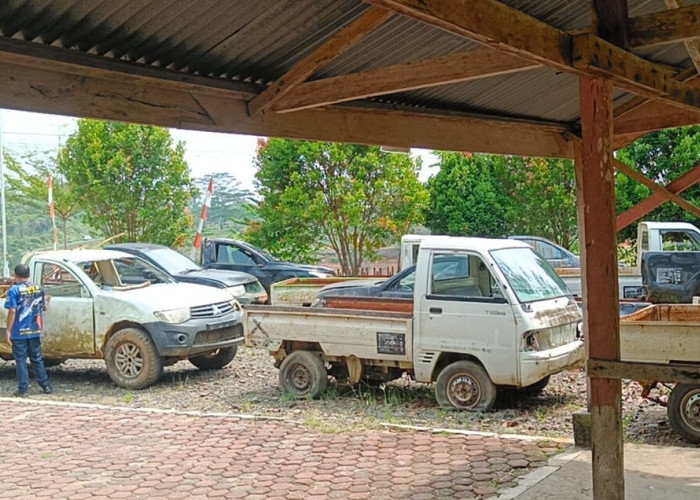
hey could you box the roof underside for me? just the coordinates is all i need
[1,0,700,157]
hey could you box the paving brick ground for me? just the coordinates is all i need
[0,399,566,499]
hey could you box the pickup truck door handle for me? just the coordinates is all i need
[429,307,442,314]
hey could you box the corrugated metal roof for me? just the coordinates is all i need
[0,0,698,127]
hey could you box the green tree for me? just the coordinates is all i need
[425,152,511,236]
[616,126,700,240]
[57,120,196,246]
[500,156,578,249]
[191,173,254,238]
[3,151,83,248]
[249,139,428,275]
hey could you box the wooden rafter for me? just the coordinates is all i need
[247,6,393,117]
[664,0,700,74]
[274,48,540,113]
[616,161,700,230]
[366,0,700,112]
[629,3,700,48]
[592,0,629,47]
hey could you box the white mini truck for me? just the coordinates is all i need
[245,237,584,410]
[1,249,244,389]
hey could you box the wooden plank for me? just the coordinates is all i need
[247,6,393,117]
[614,99,700,136]
[616,161,700,230]
[577,76,623,500]
[592,0,629,47]
[573,33,700,112]
[588,359,700,384]
[612,159,700,220]
[274,48,539,112]
[629,3,700,48]
[0,61,575,159]
[365,0,572,69]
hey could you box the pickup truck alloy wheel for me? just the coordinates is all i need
[189,346,238,370]
[105,328,163,390]
[668,383,700,443]
[435,361,497,411]
[278,351,328,399]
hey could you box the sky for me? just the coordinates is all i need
[0,109,439,192]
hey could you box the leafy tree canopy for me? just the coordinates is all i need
[57,120,196,246]
[248,139,428,275]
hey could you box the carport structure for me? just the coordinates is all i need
[1,1,700,497]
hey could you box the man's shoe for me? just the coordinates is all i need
[12,390,28,398]
[41,385,53,395]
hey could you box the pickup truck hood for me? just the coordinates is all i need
[267,261,335,276]
[317,279,386,297]
[175,269,253,287]
[102,282,232,310]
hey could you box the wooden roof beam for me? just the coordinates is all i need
[247,6,393,117]
[573,33,700,113]
[664,0,700,74]
[274,48,540,113]
[368,0,700,113]
[629,3,700,48]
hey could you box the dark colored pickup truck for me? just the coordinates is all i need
[199,238,336,294]
[105,243,268,304]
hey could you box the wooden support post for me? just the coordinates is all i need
[576,76,624,500]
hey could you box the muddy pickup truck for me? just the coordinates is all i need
[245,236,584,411]
[1,249,244,389]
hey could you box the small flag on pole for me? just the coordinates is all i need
[48,174,59,250]
[191,176,214,260]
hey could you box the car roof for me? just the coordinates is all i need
[105,242,167,251]
[29,249,134,263]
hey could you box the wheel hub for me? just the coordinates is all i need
[290,364,311,392]
[449,375,480,408]
[115,343,143,378]
[681,390,700,430]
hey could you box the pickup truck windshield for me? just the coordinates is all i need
[490,247,570,303]
[146,248,202,274]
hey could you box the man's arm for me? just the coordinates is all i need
[5,308,15,346]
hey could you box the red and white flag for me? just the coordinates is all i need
[192,177,214,259]
[48,174,58,250]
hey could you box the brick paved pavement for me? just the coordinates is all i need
[0,399,566,499]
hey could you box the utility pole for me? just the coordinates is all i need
[0,109,9,277]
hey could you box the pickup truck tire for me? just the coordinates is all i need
[188,346,238,370]
[668,383,700,443]
[279,351,328,399]
[435,361,497,411]
[105,327,163,390]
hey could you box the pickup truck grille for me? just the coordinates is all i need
[190,300,236,318]
[194,324,243,345]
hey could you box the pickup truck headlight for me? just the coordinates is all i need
[226,285,246,298]
[154,307,191,324]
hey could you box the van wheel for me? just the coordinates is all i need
[105,328,163,390]
[278,351,328,399]
[668,384,700,443]
[189,346,238,370]
[435,361,497,411]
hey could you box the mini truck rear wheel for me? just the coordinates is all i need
[278,351,328,399]
[435,360,497,411]
[668,383,700,443]
[104,327,163,389]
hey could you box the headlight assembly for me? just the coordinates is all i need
[154,307,190,324]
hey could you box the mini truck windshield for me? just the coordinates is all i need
[490,247,571,303]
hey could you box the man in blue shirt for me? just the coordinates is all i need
[4,264,52,397]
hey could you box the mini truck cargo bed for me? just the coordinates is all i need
[245,304,414,363]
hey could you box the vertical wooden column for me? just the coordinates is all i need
[576,76,624,500]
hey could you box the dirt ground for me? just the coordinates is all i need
[0,345,691,448]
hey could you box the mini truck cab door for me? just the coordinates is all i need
[414,250,518,388]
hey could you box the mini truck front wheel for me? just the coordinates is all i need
[105,327,163,390]
[668,383,700,443]
[278,351,328,399]
[435,360,497,411]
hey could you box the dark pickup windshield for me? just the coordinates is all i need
[490,247,571,303]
